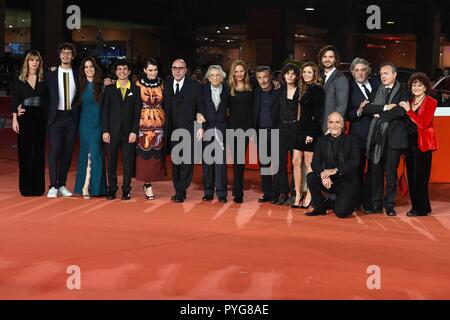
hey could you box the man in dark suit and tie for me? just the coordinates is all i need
[361,62,409,216]
[252,66,281,203]
[305,112,360,218]
[102,59,142,200]
[346,58,380,211]
[318,45,349,134]
[163,59,206,202]
[45,42,79,199]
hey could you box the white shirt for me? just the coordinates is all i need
[173,77,185,94]
[357,80,372,100]
[57,67,76,111]
[324,67,336,83]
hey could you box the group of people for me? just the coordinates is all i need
[11,43,438,218]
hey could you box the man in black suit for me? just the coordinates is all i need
[346,58,380,211]
[102,59,142,200]
[163,59,206,202]
[45,43,79,199]
[306,112,360,218]
[362,62,409,216]
[252,66,281,203]
[201,65,229,203]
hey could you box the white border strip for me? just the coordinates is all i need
[435,108,450,116]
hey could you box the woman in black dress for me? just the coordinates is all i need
[11,50,47,196]
[227,60,254,203]
[275,63,301,206]
[292,62,324,208]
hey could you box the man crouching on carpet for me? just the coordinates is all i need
[305,112,360,218]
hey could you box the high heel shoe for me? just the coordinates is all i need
[82,193,91,200]
[143,183,155,200]
[301,197,311,209]
[291,195,304,209]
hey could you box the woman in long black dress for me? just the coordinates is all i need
[11,50,47,196]
[292,62,324,208]
[227,60,254,203]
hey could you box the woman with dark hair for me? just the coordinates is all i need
[135,58,166,200]
[291,62,325,208]
[11,50,47,196]
[275,63,301,205]
[399,72,438,216]
[74,57,107,198]
[227,59,254,203]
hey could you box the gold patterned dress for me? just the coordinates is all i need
[135,77,166,182]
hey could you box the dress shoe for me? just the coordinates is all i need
[407,210,427,217]
[386,208,397,216]
[305,210,326,216]
[171,195,186,201]
[106,192,116,200]
[202,195,214,201]
[121,192,131,200]
[218,197,228,203]
[277,193,288,205]
[143,184,155,200]
[233,196,243,204]
[363,206,383,214]
[258,195,272,203]
[271,195,280,204]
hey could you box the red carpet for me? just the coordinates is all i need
[0,144,450,300]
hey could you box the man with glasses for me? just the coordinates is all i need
[163,59,206,202]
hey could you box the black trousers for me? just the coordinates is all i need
[106,132,134,194]
[48,111,77,189]
[405,139,432,214]
[17,108,46,196]
[231,136,249,198]
[257,128,278,197]
[275,122,297,195]
[356,149,372,208]
[307,172,356,218]
[170,134,195,198]
[368,144,404,209]
[202,135,227,198]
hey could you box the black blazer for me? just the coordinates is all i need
[363,84,410,150]
[347,78,380,149]
[45,67,80,126]
[163,77,205,131]
[202,83,229,133]
[252,86,281,129]
[298,83,325,138]
[101,82,142,137]
[311,134,360,179]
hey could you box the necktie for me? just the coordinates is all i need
[63,72,71,110]
[385,88,392,104]
[361,84,371,101]
[175,83,180,96]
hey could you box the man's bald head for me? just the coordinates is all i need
[172,58,187,81]
[327,112,344,137]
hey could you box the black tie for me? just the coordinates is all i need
[385,88,393,104]
[361,84,371,101]
[175,83,180,96]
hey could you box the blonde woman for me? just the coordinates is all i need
[11,50,47,196]
[227,60,253,203]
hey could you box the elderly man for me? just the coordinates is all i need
[201,65,229,203]
[361,62,409,216]
[346,58,380,211]
[163,59,206,202]
[305,112,360,218]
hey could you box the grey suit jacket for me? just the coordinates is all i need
[322,69,349,133]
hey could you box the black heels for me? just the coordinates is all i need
[300,196,312,209]
[291,195,304,209]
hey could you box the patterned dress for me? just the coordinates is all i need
[135,77,166,182]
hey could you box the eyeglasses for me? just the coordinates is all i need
[172,66,186,71]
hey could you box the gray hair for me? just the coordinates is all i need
[327,111,344,123]
[205,65,226,79]
[350,57,372,74]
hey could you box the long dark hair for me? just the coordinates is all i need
[78,56,103,104]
